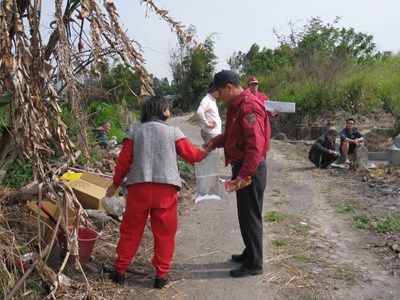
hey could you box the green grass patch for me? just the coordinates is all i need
[373,213,400,233]
[351,213,400,233]
[330,265,358,285]
[265,211,289,222]
[292,253,314,263]
[271,189,288,205]
[352,213,372,229]
[271,188,282,197]
[290,223,313,238]
[321,175,400,234]
[339,201,360,213]
[272,238,289,247]
[272,198,289,206]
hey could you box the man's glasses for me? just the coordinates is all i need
[347,122,354,125]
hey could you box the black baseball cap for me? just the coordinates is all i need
[207,81,217,93]
[209,70,239,91]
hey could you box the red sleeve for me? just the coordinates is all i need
[176,138,205,163]
[258,92,273,116]
[113,139,133,186]
[210,133,226,149]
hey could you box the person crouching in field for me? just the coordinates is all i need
[308,129,340,169]
[106,96,207,288]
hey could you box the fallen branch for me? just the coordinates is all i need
[279,276,297,290]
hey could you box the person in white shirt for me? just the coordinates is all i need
[196,83,222,142]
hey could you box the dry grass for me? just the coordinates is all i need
[264,211,363,299]
[0,180,197,299]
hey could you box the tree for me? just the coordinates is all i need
[227,43,293,78]
[278,17,379,85]
[227,17,381,114]
[169,26,217,111]
[152,77,176,96]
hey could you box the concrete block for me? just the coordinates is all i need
[354,146,369,171]
[395,134,400,148]
[388,145,400,167]
[368,152,389,161]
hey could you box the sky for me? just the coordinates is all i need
[43,0,400,80]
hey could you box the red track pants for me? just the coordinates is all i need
[114,182,178,278]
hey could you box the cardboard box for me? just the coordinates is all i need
[71,173,112,210]
[26,200,75,241]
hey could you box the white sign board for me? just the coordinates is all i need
[264,100,296,113]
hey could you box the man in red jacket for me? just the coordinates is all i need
[203,70,269,277]
[247,76,268,101]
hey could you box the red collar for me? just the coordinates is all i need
[231,88,251,108]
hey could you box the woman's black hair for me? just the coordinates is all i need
[140,95,172,123]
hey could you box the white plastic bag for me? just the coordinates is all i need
[194,151,221,203]
[101,196,125,216]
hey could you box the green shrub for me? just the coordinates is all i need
[2,159,34,189]
[87,102,135,142]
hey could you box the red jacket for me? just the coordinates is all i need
[210,88,270,180]
[249,88,272,142]
[252,90,269,102]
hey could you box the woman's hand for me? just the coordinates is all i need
[106,183,118,197]
[202,140,215,152]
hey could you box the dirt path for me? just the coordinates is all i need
[265,145,399,299]
[132,115,399,299]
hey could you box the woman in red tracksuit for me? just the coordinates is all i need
[106,96,206,288]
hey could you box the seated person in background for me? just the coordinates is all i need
[93,121,111,148]
[308,129,340,168]
[339,118,364,164]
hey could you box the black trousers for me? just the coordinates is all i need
[308,150,337,168]
[231,160,267,269]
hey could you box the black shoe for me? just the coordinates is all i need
[153,275,169,289]
[231,253,246,263]
[109,270,125,285]
[230,266,263,278]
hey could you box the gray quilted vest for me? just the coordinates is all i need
[124,120,185,190]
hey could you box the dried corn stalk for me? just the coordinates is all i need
[140,0,205,51]
[0,0,76,182]
[0,0,202,182]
